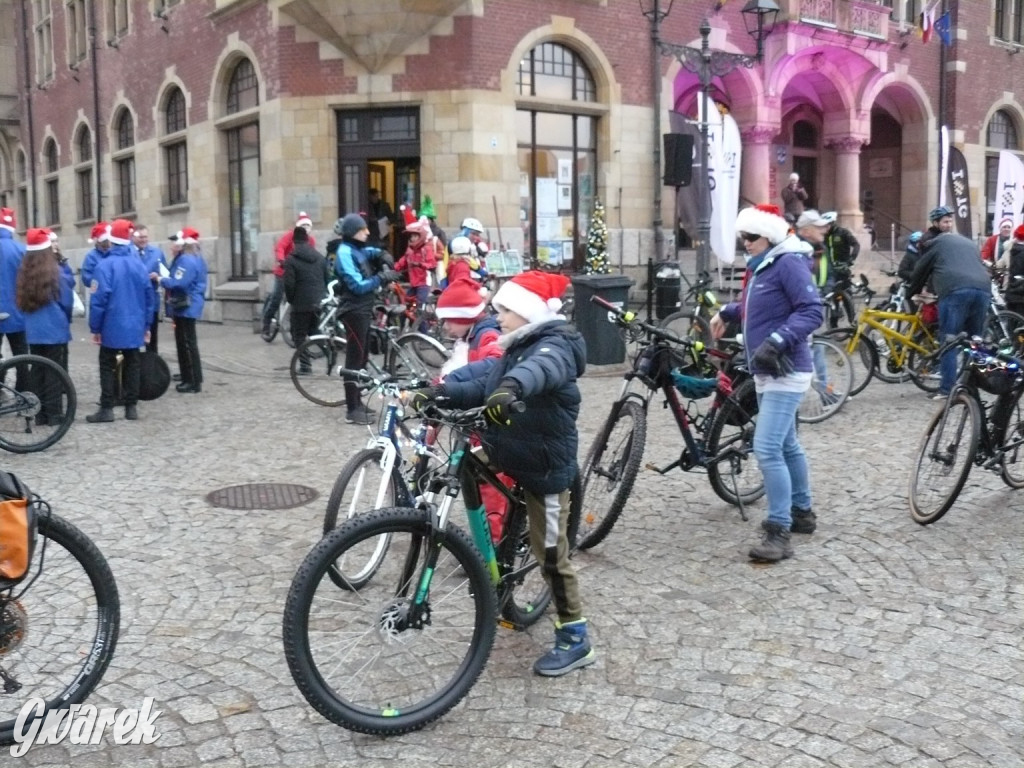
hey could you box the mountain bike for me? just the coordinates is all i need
[909,334,1024,524]
[656,271,720,345]
[260,294,293,347]
[578,295,761,550]
[0,354,77,453]
[0,475,120,744]
[800,334,853,423]
[283,402,582,736]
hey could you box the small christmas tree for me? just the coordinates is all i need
[583,199,611,274]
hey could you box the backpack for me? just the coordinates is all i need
[0,471,38,584]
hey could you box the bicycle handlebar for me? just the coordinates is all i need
[420,400,526,430]
[589,294,696,348]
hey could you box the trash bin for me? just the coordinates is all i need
[654,261,682,320]
[570,273,635,366]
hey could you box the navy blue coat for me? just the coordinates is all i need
[334,238,387,315]
[443,320,586,495]
[89,245,155,349]
[0,230,26,333]
[25,262,75,345]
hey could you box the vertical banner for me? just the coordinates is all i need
[946,146,972,239]
[938,125,950,207]
[994,150,1024,230]
[711,114,742,266]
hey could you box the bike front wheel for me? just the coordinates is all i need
[578,400,647,550]
[996,391,1024,489]
[393,333,449,381]
[0,512,121,745]
[281,304,295,348]
[705,378,764,506]
[799,336,853,424]
[290,336,348,408]
[821,327,876,397]
[909,393,979,525]
[0,355,77,453]
[283,507,496,736]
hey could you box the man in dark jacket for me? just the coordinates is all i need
[821,212,860,277]
[284,226,329,373]
[909,230,991,397]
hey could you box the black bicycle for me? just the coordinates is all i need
[0,354,77,453]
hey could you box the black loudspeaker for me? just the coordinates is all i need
[663,133,694,187]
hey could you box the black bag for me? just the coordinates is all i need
[114,351,171,402]
[167,293,191,310]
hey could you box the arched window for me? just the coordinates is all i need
[74,124,93,220]
[985,109,1023,234]
[113,108,136,214]
[516,42,599,269]
[162,87,188,205]
[223,57,261,279]
[43,139,59,226]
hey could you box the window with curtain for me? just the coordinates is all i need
[113,108,136,214]
[34,1,53,83]
[162,87,188,206]
[74,124,93,221]
[66,0,88,65]
[516,42,599,270]
[224,58,261,279]
[43,139,59,226]
[984,109,1022,234]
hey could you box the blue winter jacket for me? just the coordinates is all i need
[136,243,167,313]
[89,244,155,349]
[442,320,586,495]
[719,235,823,375]
[334,237,388,315]
[24,262,75,345]
[161,251,207,319]
[80,245,109,291]
[0,230,26,333]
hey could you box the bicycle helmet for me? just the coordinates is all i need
[821,211,837,224]
[928,205,954,222]
[461,217,483,234]
[908,230,923,244]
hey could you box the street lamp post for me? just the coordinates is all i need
[642,1,779,277]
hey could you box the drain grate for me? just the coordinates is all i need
[206,483,319,511]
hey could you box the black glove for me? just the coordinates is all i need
[408,385,445,412]
[378,269,402,285]
[485,380,521,426]
[378,250,395,268]
[751,337,788,377]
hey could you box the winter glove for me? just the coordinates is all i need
[485,380,521,426]
[378,250,395,268]
[378,269,402,285]
[408,385,445,412]
[751,336,788,378]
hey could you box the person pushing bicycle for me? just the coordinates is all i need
[409,270,594,677]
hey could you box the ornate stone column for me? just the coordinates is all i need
[739,126,777,207]
[824,135,868,231]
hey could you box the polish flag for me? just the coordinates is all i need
[920,1,937,43]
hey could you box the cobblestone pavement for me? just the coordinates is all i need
[7,320,1022,768]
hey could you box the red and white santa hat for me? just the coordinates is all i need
[491,270,570,324]
[735,203,791,245]
[400,204,417,228]
[181,227,200,244]
[88,221,111,244]
[436,278,489,320]
[25,228,53,251]
[295,211,312,230]
[108,219,135,246]
[0,207,16,232]
[1014,224,1024,241]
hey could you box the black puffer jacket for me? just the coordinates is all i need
[442,320,586,495]
[284,242,330,311]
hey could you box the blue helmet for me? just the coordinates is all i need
[908,230,923,244]
[928,206,954,222]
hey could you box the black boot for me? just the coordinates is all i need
[791,507,816,534]
[86,408,115,424]
[749,521,793,562]
[125,404,138,421]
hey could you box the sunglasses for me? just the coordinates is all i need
[739,232,763,243]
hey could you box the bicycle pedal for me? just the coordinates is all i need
[497,618,523,631]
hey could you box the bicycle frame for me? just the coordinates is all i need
[850,307,936,368]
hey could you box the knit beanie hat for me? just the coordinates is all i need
[436,278,489,320]
[340,213,367,239]
[420,195,437,220]
[491,270,570,324]
[735,203,790,245]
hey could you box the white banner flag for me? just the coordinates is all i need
[994,150,1024,229]
[711,115,742,266]
[938,125,949,207]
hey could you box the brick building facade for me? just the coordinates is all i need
[0,0,1021,321]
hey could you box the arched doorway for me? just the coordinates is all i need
[861,110,903,250]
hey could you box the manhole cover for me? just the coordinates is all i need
[206,483,319,511]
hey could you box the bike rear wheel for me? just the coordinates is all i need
[906,332,942,393]
[578,400,647,550]
[658,310,710,346]
[821,327,875,396]
[281,304,295,348]
[497,498,551,627]
[909,393,979,525]
[0,355,77,453]
[799,336,852,423]
[290,336,348,407]
[394,333,449,381]
[0,512,120,745]
[996,391,1024,489]
[705,378,764,506]
[283,507,496,736]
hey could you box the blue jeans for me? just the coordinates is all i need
[754,390,812,527]
[938,287,990,394]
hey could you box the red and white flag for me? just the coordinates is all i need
[920,1,938,43]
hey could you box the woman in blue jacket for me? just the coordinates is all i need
[711,204,824,563]
[158,228,206,393]
[15,228,74,425]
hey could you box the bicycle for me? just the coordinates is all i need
[283,402,582,736]
[578,295,762,550]
[657,271,720,345]
[909,334,1024,524]
[260,294,293,347]
[0,473,120,744]
[800,334,854,423]
[0,354,77,453]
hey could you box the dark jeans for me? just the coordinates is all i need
[28,342,68,419]
[341,310,371,410]
[99,346,140,408]
[938,287,990,394]
[262,276,285,327]
[173,317,203,386]
[1,331,29,390]
[291,309,317,368]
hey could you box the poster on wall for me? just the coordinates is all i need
[537,178,559,217]
[558,184,572,211]
[558,158,573,184]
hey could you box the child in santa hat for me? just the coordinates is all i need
[394,216,438,330]
[410,270,594,677]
